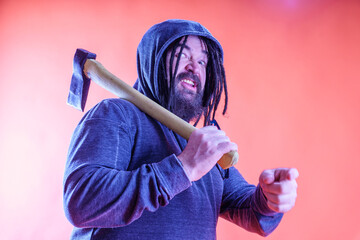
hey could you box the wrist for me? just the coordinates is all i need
[176,155,193,182]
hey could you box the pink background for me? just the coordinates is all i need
[1,0,359,239]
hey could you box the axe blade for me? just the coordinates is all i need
[67,48,96,111]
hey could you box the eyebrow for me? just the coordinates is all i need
[176,43,209,56]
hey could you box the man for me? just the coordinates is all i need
[64,19,298,239]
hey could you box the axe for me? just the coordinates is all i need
[67,49,238,169]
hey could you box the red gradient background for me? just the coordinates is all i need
[1,0,359,239]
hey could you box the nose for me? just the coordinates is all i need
[184,60,200,76]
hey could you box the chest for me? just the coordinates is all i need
[128,118,186,169]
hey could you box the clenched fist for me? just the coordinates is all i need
[177,126,238,182]
[259,168,299,213]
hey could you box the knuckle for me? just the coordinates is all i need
[203,140,212,149]
[272,204,281,212]
[270,195,280,204]
[278,184,285,193]
[197,133,207,143]
[277,205,284,212]
[275,195,283,204]
[207,147,216,156]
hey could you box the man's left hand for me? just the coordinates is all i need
[259,168,299,213]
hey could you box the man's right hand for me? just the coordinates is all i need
[177,126,238,181]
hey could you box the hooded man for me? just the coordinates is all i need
[64,19,298,239]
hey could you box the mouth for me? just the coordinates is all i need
[181,79,197,88]
[179,78,200,94]
[174,72,201,95]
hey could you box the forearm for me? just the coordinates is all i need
[249,185,283,236]
[63,154,191,228]
[63,100,192,228]
[220,168,283,236]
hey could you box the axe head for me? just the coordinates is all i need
[67,48,96,111]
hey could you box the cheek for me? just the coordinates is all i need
[200,69,207,89]
[165,54,171,74]
[176,61,187,73]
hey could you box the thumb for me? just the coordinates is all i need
[260,169,275,185]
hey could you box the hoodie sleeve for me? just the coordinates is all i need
[220,167,283,236]
[63,100,191,228]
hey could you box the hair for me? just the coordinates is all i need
[158,35,228,127]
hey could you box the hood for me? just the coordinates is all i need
[133,19,224,104]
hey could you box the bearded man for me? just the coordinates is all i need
[63,19,298,239]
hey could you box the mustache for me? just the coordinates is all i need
[175,72,201,91]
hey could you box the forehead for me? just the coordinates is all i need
[179,35,207,50]
[174,35,208,56]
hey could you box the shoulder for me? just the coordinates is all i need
[73,98,147,143]
[82,98,145,123]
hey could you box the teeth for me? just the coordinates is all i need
[181,79,195,86]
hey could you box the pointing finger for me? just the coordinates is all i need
[287,168,299,180]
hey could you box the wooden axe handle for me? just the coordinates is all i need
[84,59,238,169]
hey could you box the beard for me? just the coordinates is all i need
[169,72,206,122]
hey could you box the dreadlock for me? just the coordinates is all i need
[157,35,228,127]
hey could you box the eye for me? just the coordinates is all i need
[176,52,187,58]
[198,60,207,66]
